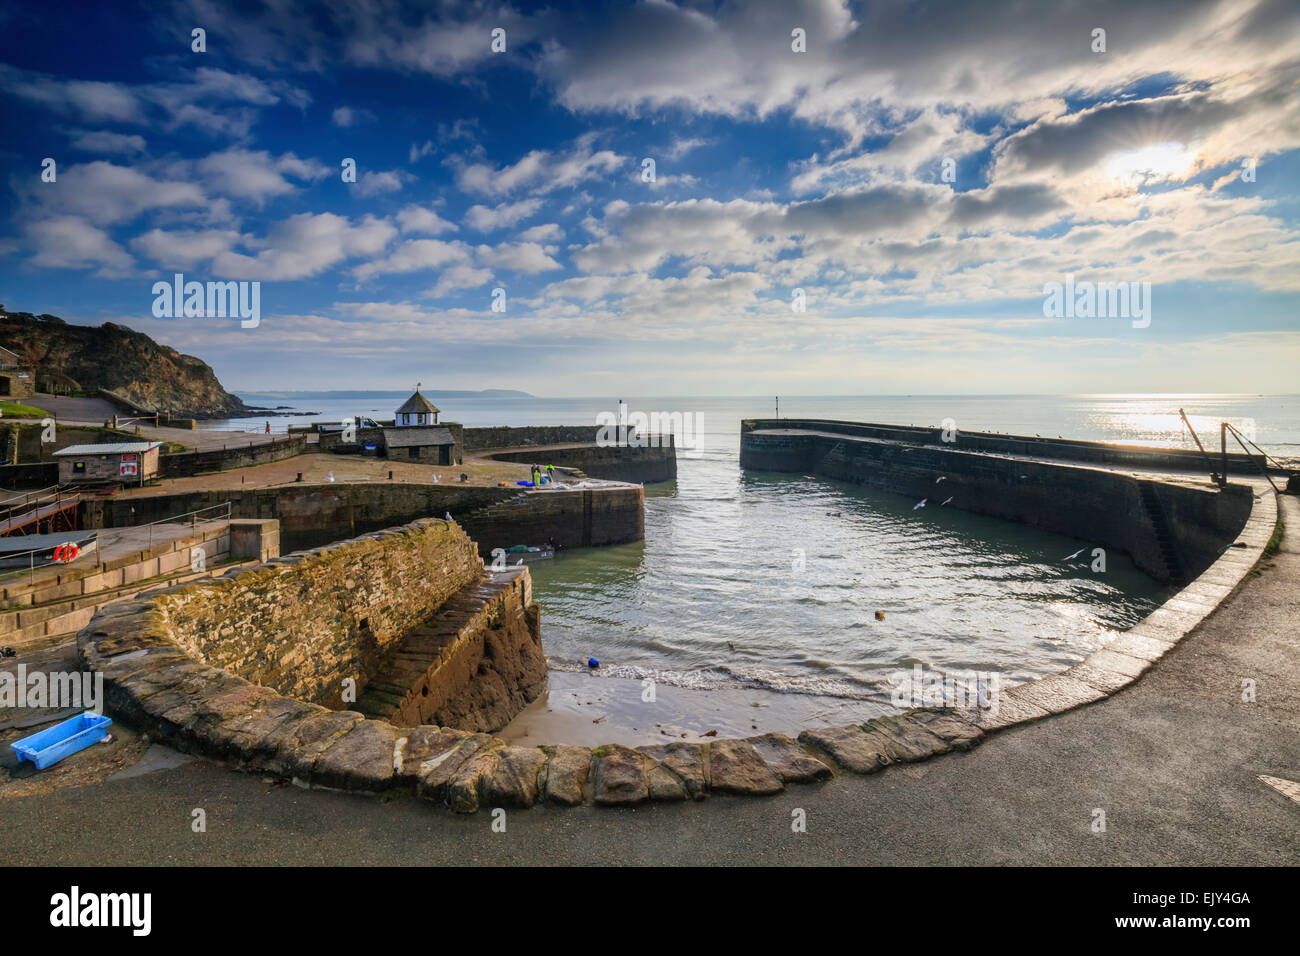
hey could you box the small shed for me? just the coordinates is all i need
[382,426,456,465]
[53,441,162,485]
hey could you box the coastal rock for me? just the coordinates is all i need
[707,738,784,795]
[481,746,548,808]
[257,710,364,778]
[0,308,250,417]
[745,733,834,783]
[397,726,471,783]
[447,749,501,814]
[645,759,688,802]
[416,733,501,803]
[798,725,891,774]
[866,713,952,762]
[592,744,648,806]
[543,746,593,806]
[309,719,402,791]
[907,709,985,750]
[638,742,708,799]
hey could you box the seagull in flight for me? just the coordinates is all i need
[1063,548,1085,561]
[935,476,946,483]
[913,498,927,510]
[941,496,953,506]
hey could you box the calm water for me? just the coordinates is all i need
[213,393,1294,701]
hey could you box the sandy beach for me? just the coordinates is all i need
[498,667,898,748]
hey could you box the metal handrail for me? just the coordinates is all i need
[1222,424,1281,493]
[0,500,233,583]
[0,484,61,507]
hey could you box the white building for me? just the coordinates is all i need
[394,388,440,427]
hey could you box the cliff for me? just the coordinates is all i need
[0,308,250,418]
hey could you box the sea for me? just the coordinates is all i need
[209,393,1295,726]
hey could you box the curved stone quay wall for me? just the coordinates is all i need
[740,419,1255,584]
[75,452,1279,814]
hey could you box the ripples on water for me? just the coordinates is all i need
[220,392,1289,703]
[529,456,1172,703]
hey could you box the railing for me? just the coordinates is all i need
[0,500,233,584]
[130,501,234,548]
[1222,424,1283,494]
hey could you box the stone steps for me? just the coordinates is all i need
[350,570,524,719]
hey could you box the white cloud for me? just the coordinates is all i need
[213,213,397,280]
[24,216,135,277]
[519,223,563,242]
[68,130,147,155]
[475,241,562,274]
[396,204,457,235]
[353,237,472,281]
[331,105,374,127]
[465,199,543,231]
[449,133,626,196]
[130,228,243,269]
[354,169,412,197]
[19,161,207,226]
[196,149,328,202]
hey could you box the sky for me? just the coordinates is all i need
[0,0,1297,397]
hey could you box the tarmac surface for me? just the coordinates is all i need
[1,497,1296,866]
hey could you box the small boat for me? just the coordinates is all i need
[503,544,555,563]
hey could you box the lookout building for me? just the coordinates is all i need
[381,387,456,465]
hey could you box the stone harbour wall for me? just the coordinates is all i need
[160,435,305,478]
[86,481,646,556]
[154,519,482,708]
[457,485,644,556]
[485,442,677,484]
[461,425,598,450]
[75,489,1276,813]
[740,426,1253,583]
[740,418,1271,475]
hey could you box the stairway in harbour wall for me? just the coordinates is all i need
[350,566,546,734]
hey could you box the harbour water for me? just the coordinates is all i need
[214,393,1293,742]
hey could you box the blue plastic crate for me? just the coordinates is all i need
[10,711,112,770]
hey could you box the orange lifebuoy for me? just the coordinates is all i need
[53,543,79,563]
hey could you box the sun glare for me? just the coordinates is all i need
[1104,142,1195,188]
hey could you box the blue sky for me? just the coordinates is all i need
[0,0,1297,396]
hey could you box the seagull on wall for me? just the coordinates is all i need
[913,498,927,510]
[326,470,335,483]
[445,512,453,521]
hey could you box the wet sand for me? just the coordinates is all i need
[498,668,898,747]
